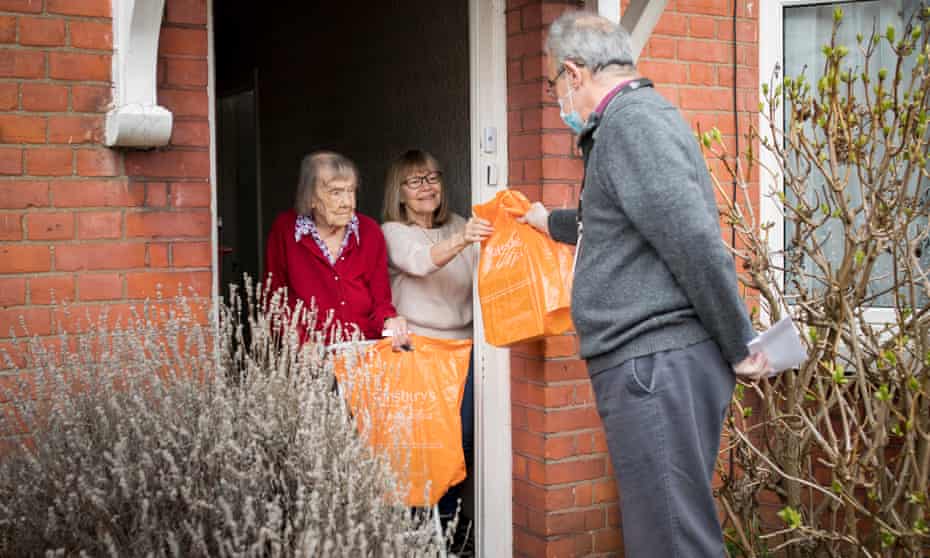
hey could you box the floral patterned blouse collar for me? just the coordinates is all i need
[295,213,360,265]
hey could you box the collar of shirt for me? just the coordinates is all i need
[295,213,360,264]
[579,78,639,141]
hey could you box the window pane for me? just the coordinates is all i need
[783,0,927,308]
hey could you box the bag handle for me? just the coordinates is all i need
[473,189,531,221]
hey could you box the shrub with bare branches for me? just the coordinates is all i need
[0,281,444,557]
[703,5,930,557]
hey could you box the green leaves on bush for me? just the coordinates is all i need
[778,507,803,530]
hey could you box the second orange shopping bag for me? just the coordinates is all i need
[472,190,574,346]
[333,334,471,507]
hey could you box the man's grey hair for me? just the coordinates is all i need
[546,11,635,72]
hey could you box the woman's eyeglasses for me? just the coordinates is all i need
[402,171,442,189]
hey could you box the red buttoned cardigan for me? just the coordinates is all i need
[264,209,398,341]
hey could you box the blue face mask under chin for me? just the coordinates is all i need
[558,87,585,134]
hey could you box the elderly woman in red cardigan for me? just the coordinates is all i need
[265,151,410,348]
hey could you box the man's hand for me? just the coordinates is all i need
[383,316,411,351]
[733,352,772,381]
[516,201,550,236]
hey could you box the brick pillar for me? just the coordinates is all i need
[636,0,761,253]
[507,2,622,556]
[0,0,212,366]
[506,1,760,556]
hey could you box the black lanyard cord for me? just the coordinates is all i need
[576,78,654,231]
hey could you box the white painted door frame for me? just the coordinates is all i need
[207,1,513,555]
[469,1,512,556]
[207,0,218,303]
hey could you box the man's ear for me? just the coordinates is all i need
[562,60,585,87]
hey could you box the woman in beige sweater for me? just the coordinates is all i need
[381,149,492,525]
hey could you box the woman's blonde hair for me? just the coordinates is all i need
[294,151,360,216]
[382,149,450,226]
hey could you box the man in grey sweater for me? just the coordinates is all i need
[521,11,771,557]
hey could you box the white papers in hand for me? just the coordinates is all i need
[747,316,808,376]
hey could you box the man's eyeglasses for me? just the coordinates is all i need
[546,66,566,91]
[402,171,442,189]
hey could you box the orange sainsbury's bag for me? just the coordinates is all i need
[332,334,471,507]
[473,190,574,346]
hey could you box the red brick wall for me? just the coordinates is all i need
[638,0,760,255]
[507,2,621,555]
[0,0,212,367]
[506,1,758,556]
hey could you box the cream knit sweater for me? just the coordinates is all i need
[381,213,476,340]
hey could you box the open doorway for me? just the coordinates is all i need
[214,1,471,287]
[213,0,478,549]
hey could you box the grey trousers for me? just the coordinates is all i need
[590,339,735,558]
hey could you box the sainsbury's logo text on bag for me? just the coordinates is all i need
[486,234,522,269]
[371,389,438,405]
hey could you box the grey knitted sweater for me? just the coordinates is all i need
[548,85,754,374]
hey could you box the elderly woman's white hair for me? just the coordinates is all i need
[546,11,635,73]
[294,151,360,216]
